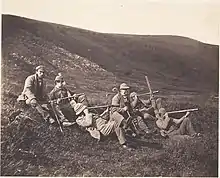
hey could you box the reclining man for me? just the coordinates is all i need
[49,74,89,126]
[110,83,153,137]
[17,65,55,123]
[156,108,201,138]
[73,103,132,149]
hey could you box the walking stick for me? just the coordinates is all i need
[126,111,139,134]
[50,102,64,135]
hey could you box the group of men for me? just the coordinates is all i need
[17,65,201,149]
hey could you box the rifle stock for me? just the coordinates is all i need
[167,108,198,114]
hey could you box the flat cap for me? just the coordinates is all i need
[35,65,45,71]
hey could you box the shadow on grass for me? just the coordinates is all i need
[126,135,163,150]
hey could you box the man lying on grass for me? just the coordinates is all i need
[73,103,133,149]
[156,108,201,138]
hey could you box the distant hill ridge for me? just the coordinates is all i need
[2,14,219,96]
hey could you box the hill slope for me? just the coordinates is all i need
[2,14,219,97]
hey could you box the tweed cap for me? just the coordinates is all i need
[55,75,64,82]
[119,83,130,90]
[35,65,45,71]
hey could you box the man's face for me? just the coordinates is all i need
[161,111,166,117]
[36,69,45,79]
[120,89,130,96]
[159,108,166,117]
[55,80,64,89]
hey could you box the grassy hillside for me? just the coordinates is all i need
[1,14,219,176]
[2,15,219,94]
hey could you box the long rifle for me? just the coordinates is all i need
[49,93,84,103]
[145,75,153,98]
[167,108,198,114]
[88,105,110,109]
[144,75,158,110]
[106,90,158,97]
[138,91,159,97]
[50,103,64,135]
[126,111,139,135]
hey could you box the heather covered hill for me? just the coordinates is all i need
[2,14,218,96]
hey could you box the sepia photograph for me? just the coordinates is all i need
[1,0,219,177]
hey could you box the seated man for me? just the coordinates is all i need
[73,103,131,149]
[130,92,162,120]
[110,83,152,136]
[156,108,200,137]
[17,65,55,123]
[49,74,88,126]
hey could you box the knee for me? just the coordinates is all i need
[120,119,127,129]
[156,98,162,104]
[111,112,125,123]
[27,98,38,107]
[181,117,191,125]
[70,100,77,108]
[144,113,151,120]
[78,95,88,106]
[111,112,124,119]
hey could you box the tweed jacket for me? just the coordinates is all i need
[21,74,47,102]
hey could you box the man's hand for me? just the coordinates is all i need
[130,92,138,101]
[133,108,139,112]
[150,95,154,101]
[185,111,190,118]
[106,106,110,112]
[123,106,128,112]
[164,113,169,118]
[72,94,77,97]
[70,94,77,100]
[41,104,50,110]
[70,100,77,107]
[57,98,62,104]
[133,93,138,100]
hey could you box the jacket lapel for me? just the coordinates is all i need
[34,74,38,93]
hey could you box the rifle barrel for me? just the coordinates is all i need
[88,105,109,109]
[145,75,153,96]
[138,91,159,96]
[49,93,84,103]
[167,108,198,114]
[106,90,158,96]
